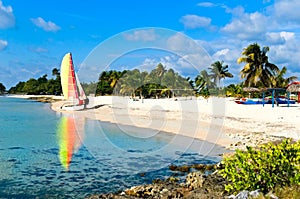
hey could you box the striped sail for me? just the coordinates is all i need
[60,53,79,101]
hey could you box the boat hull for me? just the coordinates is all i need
[61,104,85,111]
[235,98,268,105]
[271,98,296,104]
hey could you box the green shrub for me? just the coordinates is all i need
[219,139,300,194]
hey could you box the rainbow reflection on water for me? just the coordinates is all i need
[57,114,85,170]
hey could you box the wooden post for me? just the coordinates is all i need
[262,92,265,107]
[272,89,275,108]
[287,91,290,107]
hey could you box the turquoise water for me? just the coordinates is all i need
[0,97,224,198]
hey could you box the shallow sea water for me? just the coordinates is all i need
[0,97,225,198]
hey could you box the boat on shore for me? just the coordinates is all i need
[270,97,296,105]
[235,97,296,105]
[60,52,88,111]
[235,98,269,105]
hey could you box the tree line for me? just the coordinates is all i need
[2,43,297,98]
[7,68,62,95]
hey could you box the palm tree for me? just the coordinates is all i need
[237,43,279,87]
[273,66,298,88]
[195,70,215,92]
[52,68,60,77]
[209,61,233,87]
[145,63,167,86]
[119,69,146,98]
[225,83,243,97]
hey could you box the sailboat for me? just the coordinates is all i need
[60,52,88,111]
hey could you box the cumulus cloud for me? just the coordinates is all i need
[167,32,199,52]
[268,35,300,68]
[123,29,157,41]
[221,11,268,40]
[31,17,60,32]
[273,0,300,24]
[212,49,230,60]
[166,33,213,73]
[180,15,211,29]
[0,0,15,29]
[0,39,8,51]
[265,31,295,45]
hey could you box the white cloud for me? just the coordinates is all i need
[273,0,300,23]
[0,39,8,51]
[280,32,295,41]
[197,2,216,7]
[212,49,229,60]
[123,29,157,41]
[265,32,286,44]
[166,33,212,71]
[268,36,300,67]
[180,15,211,29]
[224,5,245,16]
[221,11,268,40]
[0,0,15,29]
[265,31,295,45]
[31,17,60,32]
[139,58,158,71]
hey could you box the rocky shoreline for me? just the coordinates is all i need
[86,164,230,199]
[86,135,288,199]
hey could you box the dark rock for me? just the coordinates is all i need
[86,168,230,199]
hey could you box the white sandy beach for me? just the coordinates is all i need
[47,95,300,151]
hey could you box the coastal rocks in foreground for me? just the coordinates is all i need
[86,169,229,199]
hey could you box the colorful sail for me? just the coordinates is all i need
[57,115,85,170]
[60,53,78,100]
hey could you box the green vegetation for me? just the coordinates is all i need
[96,64,195,98]
[238,43,279,87]
[219,139,300,194]
[237,43,297,89]
[5,42,297,99]
[209,60,233,87]
[9,68,62,95]
[0,82,6,94]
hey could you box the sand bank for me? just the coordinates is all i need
[50,96,300,150]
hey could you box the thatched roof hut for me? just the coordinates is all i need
[242,87,261,92]
[286,82,300,92]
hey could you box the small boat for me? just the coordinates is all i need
[60,53,88,111]
[235,98,269,105]
[272,98,296,104]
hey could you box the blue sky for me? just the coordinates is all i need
[0,0,300,88]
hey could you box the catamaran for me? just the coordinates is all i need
[60,52,88,111]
